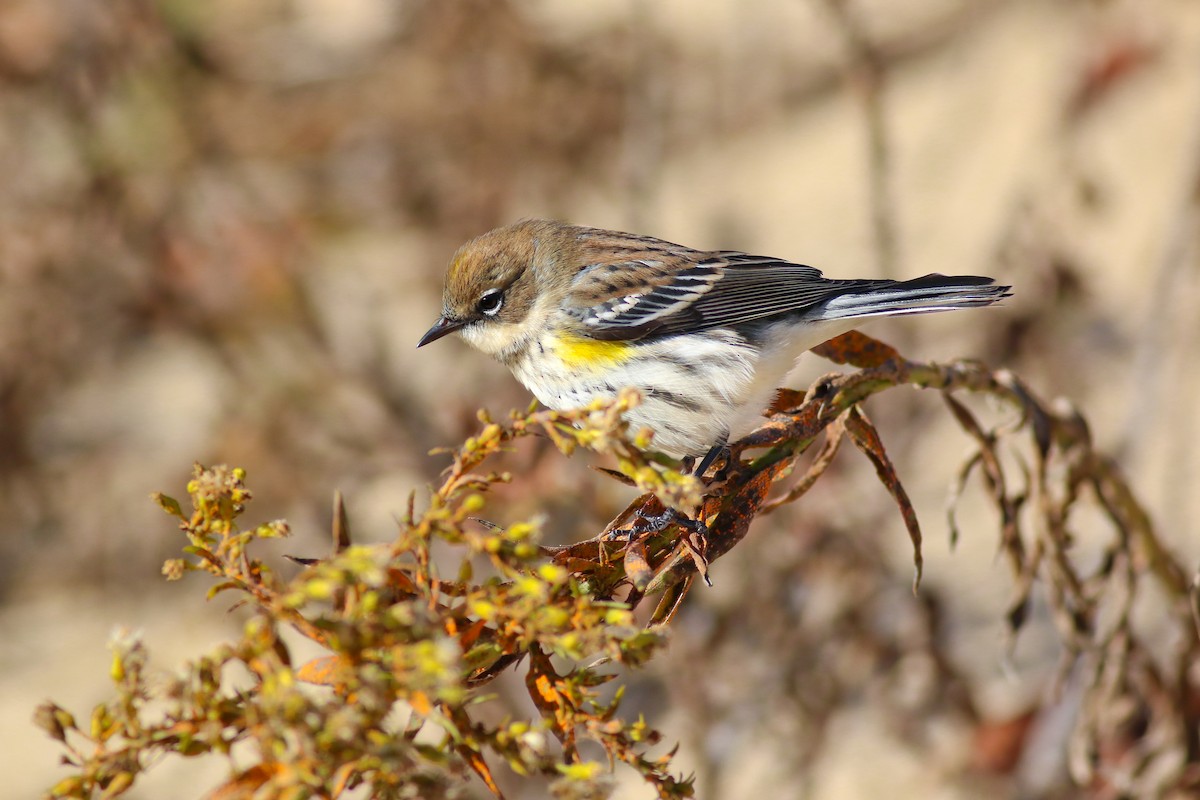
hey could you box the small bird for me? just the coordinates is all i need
[419,219,1009,465]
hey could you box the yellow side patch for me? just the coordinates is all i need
[549,334,634,370]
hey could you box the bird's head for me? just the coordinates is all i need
[418,219,571,358]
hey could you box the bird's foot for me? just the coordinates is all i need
[606,506,713,586]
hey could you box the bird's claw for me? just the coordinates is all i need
[605,507,714,587]
[629,507,707,538]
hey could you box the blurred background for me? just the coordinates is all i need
[4,0,1200,797]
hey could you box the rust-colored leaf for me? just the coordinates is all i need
[762,414,847,513]
[545,539,603,562]
[525,646,576,756]
[459,745,505,798]
[679,458,789,578]
[439,705,507,798]
[811,330,902,368]
[1066,35,1158,120]
[386,568,418,595]
[457,618,489,650]
[532,673,558,707]
[330,762,357,798]
[182,545,220,566]
[767,387,807,414]
[526,648,562,709]
[206,764,280,800]
[550,555,608,575]
[971,710,1037,774]
[296,656,341,687]
[709,465,783,558]
[844,406,923,590]
[623,537,654,591]
[409,691,432,716]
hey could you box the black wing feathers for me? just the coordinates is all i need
[568,251,1004,341]
[572,254,875,340]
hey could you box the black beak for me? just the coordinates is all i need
[417,316,466,347]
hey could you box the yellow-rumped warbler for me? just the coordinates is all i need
[419,219,1009,464]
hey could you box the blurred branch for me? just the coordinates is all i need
[621,0,665,231]
[1117,54,1200,477]
[823,0,900,277]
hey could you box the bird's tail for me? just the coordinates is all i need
[818,274,1011,320]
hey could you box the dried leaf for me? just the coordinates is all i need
[1004,539,1041,641]
[409,691,433,716]
[679,531,711,587]
[331,490,351,553]
[762,414,847,513]
[646,459,789,596]
[206,581,242,601]
[386,568,418,595]
[971,710,1037,774]
[525,647,576,757]
[152,492,185,519]
[845,406,923,590]
[296,656,341,686]
[531,673,558,707]
[648,575,692,626]
[206,764,280,800]
[590,466,637,487]
[459,745,505,799]
[943,393,1026,572]
[458,618,489,650]
[466,653,524,686]
[330,763,357,798]
[767,387,807,414]
[811,330,902,368]
[623,538,654,591]
[705,463,787,563]
[945,451,982,549]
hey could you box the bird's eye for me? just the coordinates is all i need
[476,288,504,317]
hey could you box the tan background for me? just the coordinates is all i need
[3,0,1199,797]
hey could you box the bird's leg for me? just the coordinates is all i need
[603,444,725,579]
[692,443,729,479]
[616,444,725,538]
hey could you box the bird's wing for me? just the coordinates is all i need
[564,251,885,340]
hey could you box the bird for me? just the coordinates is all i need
[418,219,1009,469]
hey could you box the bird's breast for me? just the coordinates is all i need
[508,328,762,457]
[545,333,636,371]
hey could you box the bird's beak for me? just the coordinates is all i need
[417,316,466,347]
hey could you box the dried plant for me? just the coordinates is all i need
[37,332,1200,798]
